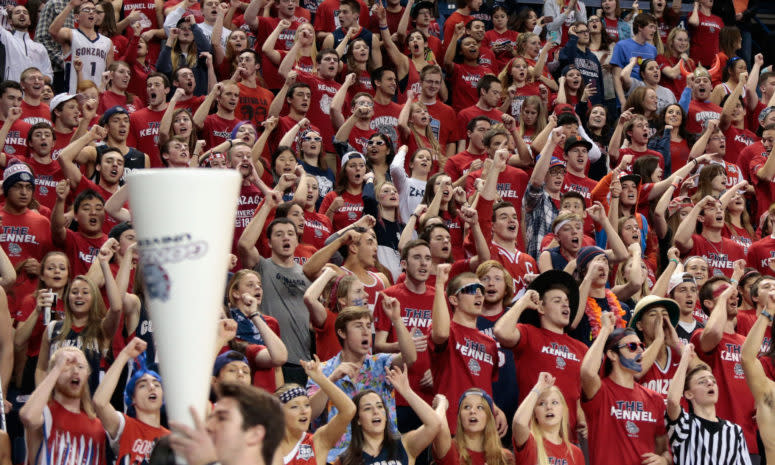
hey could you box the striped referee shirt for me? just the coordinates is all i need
[668,409,752,465]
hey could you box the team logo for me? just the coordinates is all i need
[315,229,322,238]
[5,145,14,154]
[734,362,744,377]
[348,211,357,220]
[556,356,566,370]
[467,358,481,376]
[7,243,21,256]
[320,94,332,115]
[625,421,639,436]
[297,444,314,460]
[142,262,171,302]
[40,186,48,196]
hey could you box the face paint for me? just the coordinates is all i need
[352,298,366,307]
[619,353,643,372]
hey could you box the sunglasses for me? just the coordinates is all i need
[617,342,646,352]
[454,282,485,296]
[303,136,322,142]
[367,140,386,146]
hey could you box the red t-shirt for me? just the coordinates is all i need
[42,399,106,465]
[256,15,310,89]
[442,11,471,47]
[284,432,317,465]
[687,100,722,134]
[371,100,402,149]
[373,283,435,404]
[296,70,341,153]
[638,346,681,402]
[723,125,758,165]
[684,233,746,279]
[689,11,723,68]
[319,190,363,231]
[173,95,206,113]
[430,320,498,434]
[722,223,755,254]
[507,82,541,120]
[56,228,107,277]
[98,90,142,114]
[657,55,687,101]
[582,377,667,465]
[443,210,466,262]
[450,63,495,113]
[739,141,765,183]
[313,0,369,33]
[512,324,587,436]
[484,29,519,72]
[437,442,514,465]
[425,99,458,151]
[202,113,238,150]
[314,309,340,361]
[561,172,597,204]
[456,106,504,143]
[129,107,166,168]
[513,433,585,465]
[735,309,757,337]
[1,118,32,157]
[236,82,273,124]
[444,150,487,181]
[670,138,691,172]
[748,154,775,220]
[15,294,65,356]
[233,183,262,270]
[347,125,376,156]
[51,129,75,162]
[746,235,775,277]
[488,245,537,298]
[604,17,620,41]
[691,330,758,453]
[20,100,51,125]
[464,166,529,218]
[21,156,65,210]
[0,207,53,305]
[619,147,665,172]
[114,414,169,465]
[302,210,332,250]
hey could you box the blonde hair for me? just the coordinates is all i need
[518,96,547,137]
[48,347,97,418]
[226,269,262,308]
[475,260,515,306]
[57,276,107,353]
[409,101,442,162]
[530,386,573,465]
[454,391,510,465]
[295,23,318,74]
[664,27,689,60]
[614,252,650,300]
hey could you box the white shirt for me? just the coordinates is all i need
[0,28,53,81]
[163,6,229,48]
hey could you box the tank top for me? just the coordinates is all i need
[284,432,317,465]
[548,246,569,270]
[95,145,145,182]
[362,440,409,465]
[37,399,106,465]
[66,29,113,93]
[135,300,158,371]
[48,321,104,394]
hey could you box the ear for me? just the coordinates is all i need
[635,320,643,333]
[400,259,407,271]
[336,327,347,341]
[246,424,265,447]
[683,389,694,401]
[448,294,459,308]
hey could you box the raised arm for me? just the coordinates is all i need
[261,18,291,66]
[667,343,695,421]
[443,23,465,75]
[49,0,75,43]
[241,293,288,367]
[580,311,616,399]
[98,243,125,339]
[21,349,74,435]
[278,40,303,79]
[493,290,538,348]
[687,1,699,26]
[389,365,441,458]
[93,338,148,438]
[302,228,360,280]
[193,82,222,130]
[58,125,105,187]
[104,184,131,224]
[237,191,281,269]
[697,277,737,352]
[719,73,747,130]
[303,266,338,329]
[331,73,357,130]
[528,126,563,187]
[741,302,775,401]
[268,71,294,118]
[50,181,70,244]
[430,264,451,345]
[381,294,417,367]
[375,3,408,79]
[305,356,356,452]
[674,196,714,253]
[513,372,555,447]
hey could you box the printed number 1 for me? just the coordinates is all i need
[90,62,96,77]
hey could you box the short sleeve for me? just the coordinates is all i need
[107,412,127,445]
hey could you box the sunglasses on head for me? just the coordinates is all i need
[454,282,485,296]
[367,139,386,146]
[617,342,646,352]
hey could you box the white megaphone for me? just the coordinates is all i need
[127,169,241,449]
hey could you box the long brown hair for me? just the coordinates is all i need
[340,390,400,465]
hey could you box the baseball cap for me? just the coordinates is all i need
[213,350,249,376]
[49,93,78,112]
[99,106,130,126]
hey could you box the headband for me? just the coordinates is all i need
[278,386,308,404]
[553,219,573,235]
[341,151,366,168]
[458,389,494,412]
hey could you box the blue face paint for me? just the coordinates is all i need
[352,298,366,307]
[620,353,643,373]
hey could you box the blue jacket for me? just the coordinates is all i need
[558,35,604,106]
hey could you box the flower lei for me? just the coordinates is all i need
[586,289,626,339]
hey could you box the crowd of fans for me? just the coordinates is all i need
[0,0,773,464]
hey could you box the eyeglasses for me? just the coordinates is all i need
[454,282,485,296]
[303,136,322,142]
[356,101,374,108]
[575,29,589,34]
[178,26,192,31]
[80,7,95,13]
[617,342,646,352]
[588,18,601,23]
[367,140,386,146]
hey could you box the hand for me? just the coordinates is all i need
[169,27,180,40]
[241,292,258,310]
[328,196,344,213]
[127,8,142,23]
[380,293,402,322]
[609,177,622,198]
[501,114,516,130]
[262,116,278,133]
[519,289,540,310]
[35,289,55,309]
[88,124,107,141]
[585,201,606,224]
[628,56,638,66]
[628,242,641,256]
[436,263,451,287]
[640,452,669,465]
[330,361,359,381]
[217,318,237,342]
[652,311,665,342]
[121,337,148,359]
[550,126,566,145]
[576,422,588,440]
[413,330,428,353]
[618,154,633,171]
[169,407,219,465]
[277,173,298,191]
[681,342,695,360]
[213,82,224,97]
[412,203,428,218]
[340,228,361,245]
[459,205,478,226]
[386,364,411,393]
[600,311,617,333]
[140,29,155,42]
[432,393,447,410]
[755,53,764,67]
[264,190,282,209]
[533,371,555,393]
[452,186,467,204]
[300,354,324,378]
[73,56,83,73]
[453,21,465,38]
[739,72,748,84]
[353,214,376,229]
[732,259,746,280]
[494,407,508,437]
[582,83,597,101]
[200,52,213,67]
[667,247,680,262]
[217,2,229,15]
[54,350,79,371]
[618,107,635,125]
[98,237,119,262]
[706,119,719,133]
[347,26,360,39]
[344,72,357,88]
[82,98,97,119]
[277,18,292,31]
[469,159,483,172]
[55,180,70,201]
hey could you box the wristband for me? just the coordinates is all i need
[380,25,389,30]
[761,310,774,322]
[228,140,233,149]
[670,258,680,265]
[730,279,738,285]
[247,312,260,320]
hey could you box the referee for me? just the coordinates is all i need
[666,343,752,465]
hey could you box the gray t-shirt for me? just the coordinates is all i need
[255,257,311,364]
[628,79,677,114]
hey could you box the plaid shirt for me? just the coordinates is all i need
[523,183,559,260]
[35,0,74,72]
